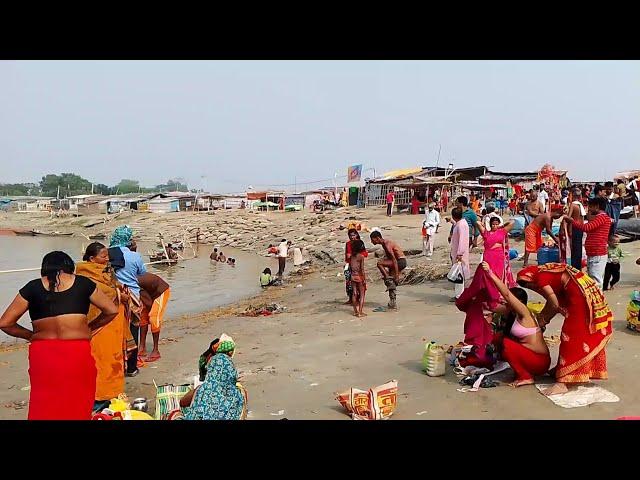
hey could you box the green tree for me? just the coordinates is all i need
[156,177,188,192]
[94,183,111,195]
[0,183,29,196]
[114,179,141,194]
[39,173,92,197]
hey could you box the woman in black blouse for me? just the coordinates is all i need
[0,251,117,420]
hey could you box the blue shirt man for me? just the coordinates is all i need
[114,246,147,296]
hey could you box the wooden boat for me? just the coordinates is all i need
[156,240,184,250]
[148,251,178,265]
[0,228,17,236]
[89,233,107,240]
[13,229,36,236]
[32,230,74,237]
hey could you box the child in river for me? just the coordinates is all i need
[349,239,367,317]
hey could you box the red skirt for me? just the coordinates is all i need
[28,339,97,420]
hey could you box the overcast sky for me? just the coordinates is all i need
[1,61,638,192]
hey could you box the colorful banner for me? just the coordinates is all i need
[347,164,363,183]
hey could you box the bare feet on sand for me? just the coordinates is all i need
[145,351,161,362]
[541,382,569,396]
[510,379,534,388]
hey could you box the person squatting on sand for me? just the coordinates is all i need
[480,262,550,387]
[369,230,406,310]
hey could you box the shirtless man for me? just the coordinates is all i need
[525,191,544,225]
[369,231,407,309]
[137,272,171,362]
[523,210,561,267]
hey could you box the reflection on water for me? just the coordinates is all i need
[0,237,263,343]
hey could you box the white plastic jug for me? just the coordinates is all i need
[422,341,446,377]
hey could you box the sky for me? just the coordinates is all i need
[1,60,638,193]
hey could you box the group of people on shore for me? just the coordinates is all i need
[445,183,619,396]
[0,225,173,419]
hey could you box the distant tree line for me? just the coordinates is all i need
[0,174,191,197]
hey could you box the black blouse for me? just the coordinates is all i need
[19,276,97,322]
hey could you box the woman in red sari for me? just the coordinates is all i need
[0,251,118,419]
[517,263,613,396]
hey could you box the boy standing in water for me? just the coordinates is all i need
[349,240,367,317]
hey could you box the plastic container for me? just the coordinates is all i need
[121,409,154,420]
[537,246,560,265]
[422,341,446,377]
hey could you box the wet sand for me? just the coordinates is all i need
[1,207,639,419]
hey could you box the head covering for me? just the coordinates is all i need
[217,333,236,354]
[516,265,540,285]
[198,333,236,381]
[428,202,435,208]
[110,225,133,248]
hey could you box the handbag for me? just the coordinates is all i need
[447,262,464,284]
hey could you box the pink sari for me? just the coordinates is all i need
[481,227,515,288]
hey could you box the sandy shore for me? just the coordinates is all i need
[1,207,639,419]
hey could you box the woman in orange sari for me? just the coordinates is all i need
[76,242,130,412]
[517,263,613,396]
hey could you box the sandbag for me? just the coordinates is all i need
[336,380,398,420]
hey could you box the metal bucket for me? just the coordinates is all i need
[132,398,148,412]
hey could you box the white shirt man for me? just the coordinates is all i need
[424,206,441,235]
[422,203,440,257]
[278,240,289,258]
[277,240,290,277]
[538,188,549,213]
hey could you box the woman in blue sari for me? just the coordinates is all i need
[180,334,247,420]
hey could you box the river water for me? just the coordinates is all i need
[0,236,265,344]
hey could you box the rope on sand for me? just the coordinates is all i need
[0,259,181,275]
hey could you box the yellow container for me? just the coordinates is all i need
[108,398,129,412]
[121,410,154,420]
[422,341,446,377]
[527,302,544,316]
